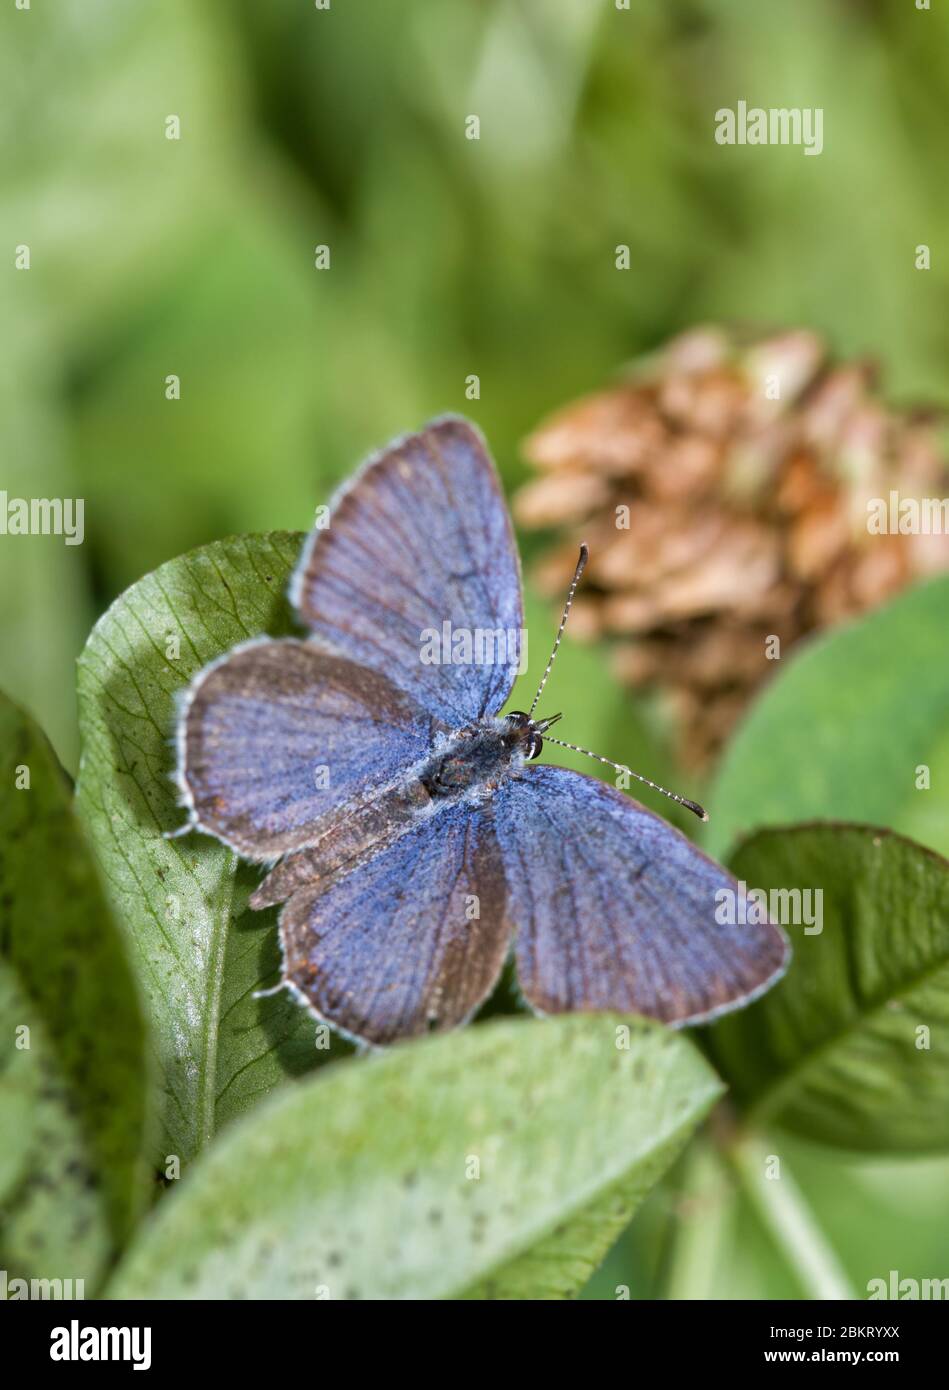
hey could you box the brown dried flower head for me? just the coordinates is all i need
[515,326,949,770]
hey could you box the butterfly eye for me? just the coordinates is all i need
[526,735,543,761]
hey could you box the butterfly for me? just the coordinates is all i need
[174,416,789,1046]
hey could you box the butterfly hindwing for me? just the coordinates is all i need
[493,765,790,1026]
[278,802,512,1046]
[292,416,524,727]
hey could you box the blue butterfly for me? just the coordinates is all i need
[174,416,789,1046]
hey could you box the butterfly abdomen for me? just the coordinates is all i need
[249,776,432,908]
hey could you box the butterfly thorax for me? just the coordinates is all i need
[419,715,531,800]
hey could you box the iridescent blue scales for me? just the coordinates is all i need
[175,417,789,1045]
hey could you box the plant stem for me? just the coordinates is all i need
[665,1138,735,1300]
[728,1130,856,1300]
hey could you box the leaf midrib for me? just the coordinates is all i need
[168,553,262,1155]
[194,861,235,1152]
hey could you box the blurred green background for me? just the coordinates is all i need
[3,0,948,1299]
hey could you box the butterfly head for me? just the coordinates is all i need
[502,710,561,761]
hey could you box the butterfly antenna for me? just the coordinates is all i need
[541,735,709,822]
[528,543,588,719]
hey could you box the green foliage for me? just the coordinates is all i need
[710,824,949,1153]
[584,1136,949,1302]
[0,692,149,1284]
[0,959,113,1292]
[709,578,949,861]
[106,1015,721,1300]
[74,533,331,1169]
[0,364,91,772]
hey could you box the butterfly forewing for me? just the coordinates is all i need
[177,639,443,859]
[292,416,524,727]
